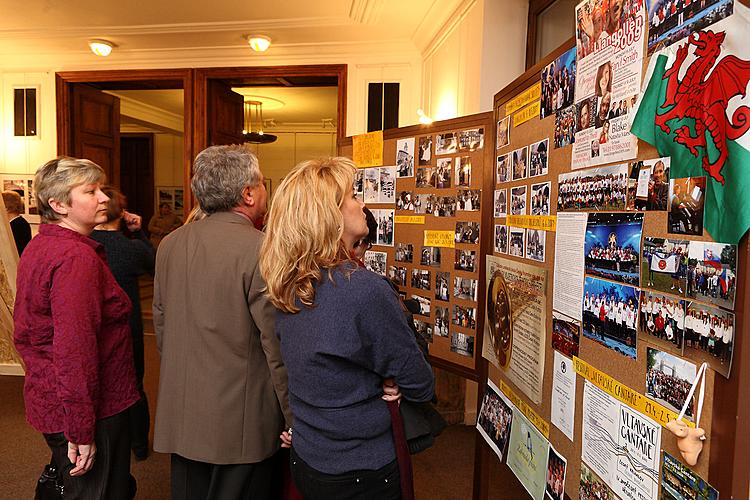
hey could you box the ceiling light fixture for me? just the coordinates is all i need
[247,35,272,52]
[243,101,277,144]
[417,108,433,125]
[88,39,114,57]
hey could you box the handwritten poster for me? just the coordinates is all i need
[352,130,383,168]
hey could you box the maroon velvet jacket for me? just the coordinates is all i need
[13,224,138,444]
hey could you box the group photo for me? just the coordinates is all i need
[684,302,735,378]
[582,277,639,360]
[584,212,643,285]
[641,237,688,296]
[686,241,737,310]
[639,291,685,354]
[557,164,628,211]
[645,348,696,418]
[476,382,514,460]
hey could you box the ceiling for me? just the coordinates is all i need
[0,0,470,66]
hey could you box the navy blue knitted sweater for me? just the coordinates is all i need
[277,264,434,474]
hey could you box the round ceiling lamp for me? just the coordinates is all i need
[247,35,272,52]
[88,39,114,57]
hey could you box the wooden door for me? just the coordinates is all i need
[207,80,244,146]
[71,84,120,185]
[120,134,155,227]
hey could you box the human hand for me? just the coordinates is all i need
[280,429,292,448]
[382,378,402,403]
[68,442,97,476]
[123,211,142,232]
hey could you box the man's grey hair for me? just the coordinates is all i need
[191,145,261,214]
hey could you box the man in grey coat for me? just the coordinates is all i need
[153,145,291,499]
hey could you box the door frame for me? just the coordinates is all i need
[56,69,195,209]
[193,64,348,149]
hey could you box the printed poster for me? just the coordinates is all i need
[551,351,576,442]
[552,213,588,320]
[582,381,662,500]
[572,0,646,168]
[483,255,547,404]
[507,404,550,500]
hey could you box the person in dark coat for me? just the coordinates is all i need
[2,190,32,255]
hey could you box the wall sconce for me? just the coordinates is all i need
[247,35,272,52]
[417,108,433,125]
[88,40,114,57]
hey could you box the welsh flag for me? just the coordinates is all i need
[650,253,679,273]
[631,3,750,244]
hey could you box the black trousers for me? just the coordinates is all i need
[289,447,400,500]
[43,410,133,500]
[129,328,150,456]
[171,453,275,500]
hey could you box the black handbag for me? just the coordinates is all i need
[34,461,64,500]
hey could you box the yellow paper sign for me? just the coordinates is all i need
[499,380,550,438]
[513,101,541,127]
[505,82,541,115]
[352,130,383,168]
[423,230,455,248]
[507,215,557,231]
[573,357,693,428]
[395,215,425,225]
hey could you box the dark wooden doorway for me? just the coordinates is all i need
[70,84,121,185]
[120,134,155,227]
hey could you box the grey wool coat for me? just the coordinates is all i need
[152,211,292,464]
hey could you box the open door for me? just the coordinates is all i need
[207,80,244,146]
[71,84,121,185]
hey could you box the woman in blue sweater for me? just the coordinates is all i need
[260,157,434,499]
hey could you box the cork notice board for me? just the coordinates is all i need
[473,39,749,500]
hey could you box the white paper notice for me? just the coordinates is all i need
[582,381,661,500]
[551,352,576,442]
[553,213,588,321]
[635,166,651,199]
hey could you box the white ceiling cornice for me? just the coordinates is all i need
[419,0,477,59]
[106,91,184,133]
[349,0,385,24]
[411,0,477,54]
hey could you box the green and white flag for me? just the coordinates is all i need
[631,2,750,244]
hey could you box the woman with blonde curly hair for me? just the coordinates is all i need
[260,157,434,500]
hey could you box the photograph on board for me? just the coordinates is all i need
[413,319,433,344]
[639,290,686,355]
[668,176,706,236]
[378,167,396,204]
[494,189,508,218]
[454,276,478,302]
[455,221,480,245]
[364,250,387,277]
[435,158,452,188]
[495,225,509,254]
[453,305,477,329]
[435,132,458,155]
[395,243,413,263]
[529,138,549,177]
[435,272,450,302]
[642,237,688,296]
[577,97,596,132]
[579,461,616,500]
[375,209,394,246]
[455,156,472,187]
[509,228,525,258]
[354,169,364,200]
[557,163,628,211]
[544,445,567,500]
[646,347,696,419]
[511,185,528,215]
[540,45,576,119]
[552,310,581,358]
[497,154,510,183]
[661,451,719,500]
[418,136,433,166]
[455,249,477,272]
[511,146,528,181]
[584,212,643,285]
[411,268,431,291]
[497,116,511,150]
[396,137,415,177]
[364,167,379,203]
[396,191,415,211]
[421,246,442,267]
[554,104,577,149]
[457,189,481,212]
[687,240,737,310]
[626,157,670,211]
[684,301,735,378]
[435,306,450,337]
[647,0,733,55]
[412,295,431,316]
[416,166,435,188]
[476,379,514,461]
[424,195,457,217]
[450,332,475,357]
[389,266,407,287]
[531,181,551,216]
[526,229,546,263]
[459,127,484,151]
[582,276,639,359]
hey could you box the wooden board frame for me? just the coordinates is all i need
[473,36,750,500]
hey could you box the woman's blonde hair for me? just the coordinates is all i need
[260,157,356,313]
[34,157,106,222]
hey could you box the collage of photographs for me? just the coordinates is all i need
[364,127,486,360]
